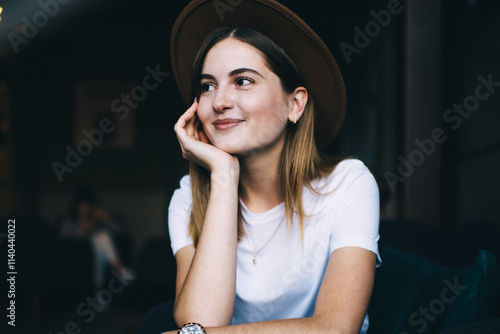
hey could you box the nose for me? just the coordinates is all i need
[212,85,234,113]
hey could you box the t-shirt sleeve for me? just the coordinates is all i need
[168,175,194,255]
[329,160,382,266]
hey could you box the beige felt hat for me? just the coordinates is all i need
[171,0,346,148]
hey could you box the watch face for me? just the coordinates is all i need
[181,323,204,334]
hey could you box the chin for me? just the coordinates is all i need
[207,133,241,153]
[212,142,243,155]
[210,138,254,155]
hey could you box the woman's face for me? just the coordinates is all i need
[196,38,291,156]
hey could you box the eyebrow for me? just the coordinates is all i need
[200,68,264,81]
[229,68,264,78]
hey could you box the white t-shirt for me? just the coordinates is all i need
[168,159,381,333]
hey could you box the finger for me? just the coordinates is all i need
[199,127,211,144]
[186,115,195,137]
[187,99,198,116]
[185,99,198,114]
[187,110,201,138]
[175,100,198,133]
[193,116,201,141]
[180,107,196,128]
[174,115,188,134]
[176,100,198,125]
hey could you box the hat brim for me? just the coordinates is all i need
[170,0,346,149]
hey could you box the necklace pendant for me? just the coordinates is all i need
[252,256,257,264]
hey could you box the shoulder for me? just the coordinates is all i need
[174,174,192,195]
[333,158,372,177]
[178,174,191,189]
[169,175,192,211]
[168,175,195,254]
[313,158,377,194]
[303,158,378,217]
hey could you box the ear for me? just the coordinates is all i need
[288,86,308,123]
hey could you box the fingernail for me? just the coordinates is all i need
[194,97,198,104]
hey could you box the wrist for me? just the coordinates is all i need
[178,322,206,334]
[211,162,240,186]
[211,155,239,174]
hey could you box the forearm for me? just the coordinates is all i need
[175,169,240,326]
[165,315,348,334]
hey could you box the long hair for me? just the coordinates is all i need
[188,27,343,246]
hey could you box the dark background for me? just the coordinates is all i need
[0,0,499,333]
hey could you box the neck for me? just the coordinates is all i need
[238,136,284,213]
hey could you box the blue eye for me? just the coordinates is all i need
[236,77,253,86]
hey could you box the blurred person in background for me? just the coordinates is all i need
[54,185,134,291]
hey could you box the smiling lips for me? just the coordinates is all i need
[213,118,244,130]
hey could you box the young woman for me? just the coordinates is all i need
[155,1,381,333]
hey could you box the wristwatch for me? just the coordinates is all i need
[178,322,206,334]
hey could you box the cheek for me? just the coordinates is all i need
[246,97,289,145]
[196,104,211,126]
[251,95,289,125]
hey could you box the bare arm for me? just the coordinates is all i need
[173,100,240,327]
[166,247,376,334]
[173,170,239,326]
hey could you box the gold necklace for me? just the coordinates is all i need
[246,237,258,264]
[244,217,284,264]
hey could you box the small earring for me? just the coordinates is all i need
[293,116,297,124]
